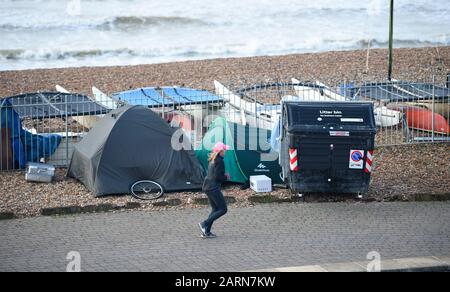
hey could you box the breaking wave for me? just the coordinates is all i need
[100,16,210,30]
[0,49,138,61]
[1,37,448,64]
[0,16,210,31]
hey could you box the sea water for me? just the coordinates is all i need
[0,0,449,71]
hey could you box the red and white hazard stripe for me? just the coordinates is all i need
[290,148,298,172]
[365,150,374,173]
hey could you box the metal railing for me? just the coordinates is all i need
[223,78,450,146]
[1,77,449,171]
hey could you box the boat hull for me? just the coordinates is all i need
[416,101,450,119]
[374,106,402,127]
[294,79,402,127]
[398,106,450,135]
[56,85,101,129]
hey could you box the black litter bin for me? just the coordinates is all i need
[280,102,377,195]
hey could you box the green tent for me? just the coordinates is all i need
[195,117,282,184]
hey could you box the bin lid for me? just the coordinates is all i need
[283,102,376,134]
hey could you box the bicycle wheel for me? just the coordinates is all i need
[131,180,164,200]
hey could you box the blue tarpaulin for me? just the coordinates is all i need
[0,99,61,169]
[112,87,223,108]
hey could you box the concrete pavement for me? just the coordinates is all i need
[1,202,450,272]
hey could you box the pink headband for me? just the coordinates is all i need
[213,142,231,153]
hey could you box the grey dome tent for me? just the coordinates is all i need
[67,105,205,196]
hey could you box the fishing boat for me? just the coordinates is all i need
[372,106,403,128]
[292,79,347,102]
[391,82,450,119]
[315,81,348,101]
[354,82,450,119]
[1,91,108,167]
[217,79,405,130]
[292,81,331,101]
[292,78,402,127]
[214,80,279,130]
[390,105,450,135]
[4,91,107,120]
[56,85,103,129]
[95,86,223,140]
[92,86,118,110]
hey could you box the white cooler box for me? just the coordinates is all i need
[25,162,56,183]
[250,175,272,193]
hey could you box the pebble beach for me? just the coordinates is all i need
[1,46,449,218]
[1,46,449,98]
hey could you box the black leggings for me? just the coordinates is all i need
[203,189,228,233]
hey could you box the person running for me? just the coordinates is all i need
[198,142,230,239]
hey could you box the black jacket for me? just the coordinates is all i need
[202,155,227,192]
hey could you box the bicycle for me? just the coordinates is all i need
[130,180,165,200]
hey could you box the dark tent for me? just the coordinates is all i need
[67,105,205,196]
